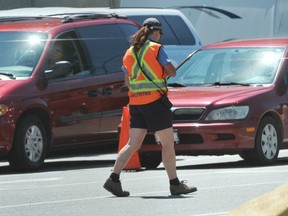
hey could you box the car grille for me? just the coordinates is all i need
[143,133,235,145]
[143,133,204,145]
[172,107,205,122]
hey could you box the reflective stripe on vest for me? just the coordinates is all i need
[129,41,166,93]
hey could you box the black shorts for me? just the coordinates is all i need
[129,99,173,132]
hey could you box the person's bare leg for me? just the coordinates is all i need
[104,128,146,197]
[156,127,197,195]
[112,128,147,174]
[155,127,177,180]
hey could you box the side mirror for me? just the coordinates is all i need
[44,61,73,79]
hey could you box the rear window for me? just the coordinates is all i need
[127,15,196,45]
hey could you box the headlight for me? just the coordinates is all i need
[205,106,249,120]
[0,104,9,116]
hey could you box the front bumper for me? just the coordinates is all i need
[0,114,15,157]
[140,121,256,155]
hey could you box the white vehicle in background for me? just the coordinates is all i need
[117,0,288,45]
[111,8,203,66]
[0,7,203,66]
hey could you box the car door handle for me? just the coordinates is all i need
[88,89,99,97]
[102,87,112,96]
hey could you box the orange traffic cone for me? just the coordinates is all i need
[118,106,141,170]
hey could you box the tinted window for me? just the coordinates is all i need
[119,23,139,40]
[77,23,133,75]
[46,31,89,78]
[164,16,195,45]
[127,15,195,45]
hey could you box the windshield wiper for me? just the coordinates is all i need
[167,82,186,87]
[0,72,16,79]
[212,81,250,86]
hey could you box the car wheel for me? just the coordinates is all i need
[239,151,254,163]
[139,152,162,169]
[240,116,280,165]
[8,115,48,171]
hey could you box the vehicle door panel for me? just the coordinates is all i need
[48,76,103,146]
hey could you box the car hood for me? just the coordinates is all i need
[0,80,12,89]
[0,80,27,96]
[168,86,273,107]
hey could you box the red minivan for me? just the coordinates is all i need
[0,13,139,171]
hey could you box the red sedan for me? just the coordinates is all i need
[139,38,288,168]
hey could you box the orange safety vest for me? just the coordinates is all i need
[123,40,167,105]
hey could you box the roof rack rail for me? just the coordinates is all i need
[46,12,121,23]
[0,16,45,23]
[0,12,123,24]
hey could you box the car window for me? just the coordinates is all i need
[77,23,135,75]
[127,15,196,45]
[47,31,89,78]
[164,16,196,45]
[118,23,139,39]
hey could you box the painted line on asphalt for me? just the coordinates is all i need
[0,169,286,192]
[0,195,111,209]
[0,177,62,185]
[0,180,286,210]
[199,180,287,190]
[0,190,171,209]
[190,212,228,216]
[0,177,64,191]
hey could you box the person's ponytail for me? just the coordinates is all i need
[131,26,151,51]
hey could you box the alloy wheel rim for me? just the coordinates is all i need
[261,124,278,160]
[25,125,43,162]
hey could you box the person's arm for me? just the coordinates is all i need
[158,47,176,77]
[124,73,130,88]
[121,65,130,88]
[163,62,176,77]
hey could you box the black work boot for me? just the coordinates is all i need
[103,178,130,197]
[170,181,197,195]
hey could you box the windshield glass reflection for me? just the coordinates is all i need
[0,32,47,79]
[169,48,285,86]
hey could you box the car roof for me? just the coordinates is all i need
[0,7,110,17]
[0,7,184,17]
[204,38,288,49]
[0,12,136,32]
[0,7,187,29]
[0,7,183,32]
[0,17,62,31]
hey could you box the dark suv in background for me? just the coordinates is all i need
[0,13,139,171]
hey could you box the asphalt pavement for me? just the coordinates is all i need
[0,150,288,216]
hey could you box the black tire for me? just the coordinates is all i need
[240,116,280,165]
[8,115,48,172]
[139,152,162,169]
[239,151,254,163]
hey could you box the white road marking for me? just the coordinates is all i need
[0,177,62,184]
[0,180,286,209]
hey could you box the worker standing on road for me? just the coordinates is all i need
[103,17,197,197]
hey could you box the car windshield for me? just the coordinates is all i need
[0,32,47,79]
[168,47,285,86]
